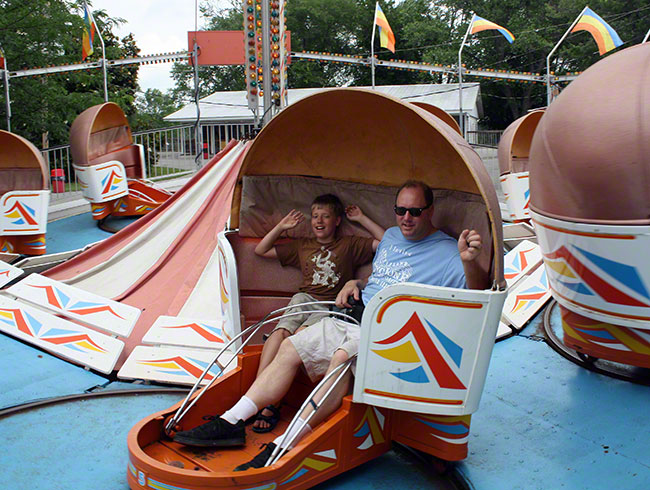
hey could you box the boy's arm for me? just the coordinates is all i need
[254,209,305,259]
[346,205,385,250]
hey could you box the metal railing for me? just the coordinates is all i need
[133,125,198,180]
[466,130,503,148]
[43,122,255,202]
[42,123,498,203]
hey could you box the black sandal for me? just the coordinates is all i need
[251,404,281,433]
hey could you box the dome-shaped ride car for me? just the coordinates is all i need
[529,43,650,368]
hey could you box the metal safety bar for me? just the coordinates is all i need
[266,354,358,467]
[164,300,361,434]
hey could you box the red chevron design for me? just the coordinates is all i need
[151,357,216,380]
[375,312,465,389]
[68,305,126,319]
[29,284,64,309]
[546,246,648,307]
[102,170,122,194]
[43,334,107,352]
[0,308,33,336]
[164,323,224,343]
[6,201,38,225]
[511,291,546,311]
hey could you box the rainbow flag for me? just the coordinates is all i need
[470,14,515,44]
[571,7,623,55]
[82,3,96,60]
[374,3,396,53]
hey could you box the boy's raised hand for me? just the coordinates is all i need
[345,204,364,222]
[279,209,305,230]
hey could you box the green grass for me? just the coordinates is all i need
[63,182,81,193]
[52,167,188,194]
[148,166,186,178]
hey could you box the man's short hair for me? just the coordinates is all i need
[311,193,344,217]
[396,180,434,208]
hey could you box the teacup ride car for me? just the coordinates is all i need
[0,130,50,255]
[530,43,650,369]
[126,88,507,490]
[497,109,545,224]
[70,102,172,223]
[410,102,462,135]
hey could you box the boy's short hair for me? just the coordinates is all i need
[396,180,434,208]
[311,194,344,217]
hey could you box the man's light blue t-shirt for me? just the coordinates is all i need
[362,227,466,305]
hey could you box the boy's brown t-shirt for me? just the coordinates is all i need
[276,236,375,301]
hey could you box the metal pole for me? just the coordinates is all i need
[458,14,473,138]
[2,63,10,132]
[101,58,108,102]
[192,39,203,167]
[546,6,587,106]
[371,2,378,89]
[643,27,650,43]
[92,9,109,102]
[261,0,272,125]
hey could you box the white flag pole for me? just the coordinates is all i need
[546,5,588,106]
[457,14,473,138]
[1,47,10,132]
[371,3,379,89]
[96,25,108,102]
[85,2,108,102]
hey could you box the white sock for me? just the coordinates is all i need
[222,396,258,425]
[273,418,312,449]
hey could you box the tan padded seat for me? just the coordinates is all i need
[87,126,132,162]
[229,173,494,333]
[510,157,529,174]
[239,175,494,281]
[227,233,373,334]
[0,168,47,196]
[92,145,143,179]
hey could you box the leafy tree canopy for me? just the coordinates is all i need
[0,0,140,146]
[169,2,246,105]
[133,88,180,131]
[185,0,649,128]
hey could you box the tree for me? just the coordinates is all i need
[181,0,650,129]
[434,0,650,127]
[132,88,179,131]
[169,2,246,105]
[0,0,140,146]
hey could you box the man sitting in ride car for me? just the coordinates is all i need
[173,180,487,470]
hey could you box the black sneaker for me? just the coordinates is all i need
[233,442,277,471]
[173,416,245,447]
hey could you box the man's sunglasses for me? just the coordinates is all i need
[393,204,431,217]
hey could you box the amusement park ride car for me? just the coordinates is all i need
[70,102,172,222]
[125,88,507,490]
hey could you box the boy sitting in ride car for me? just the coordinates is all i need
[249,193,384,432]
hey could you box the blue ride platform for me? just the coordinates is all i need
[1,212,648,489]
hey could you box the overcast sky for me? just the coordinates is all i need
[91,0,217,92]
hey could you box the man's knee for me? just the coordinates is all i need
[275,337,302,366]
[269,328,290,341]
[329,348,350,368]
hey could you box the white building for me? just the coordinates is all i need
[165,83,483,133]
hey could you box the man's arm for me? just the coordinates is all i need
[254,209,305,259]
[335,278,369,308]
[458,229,489,290]
[346,205,385,250]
